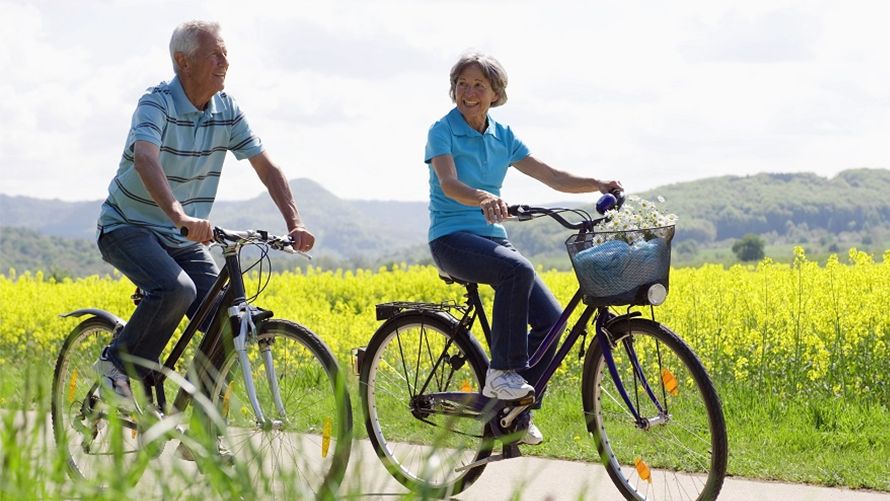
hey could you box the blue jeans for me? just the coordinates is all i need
[429,232,562,387]
[98,226,219,379]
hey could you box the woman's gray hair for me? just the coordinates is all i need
[169,20,222,74]
[449,51,509,107]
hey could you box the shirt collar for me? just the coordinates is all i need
[169,75,221,115]
[446,107,500,140]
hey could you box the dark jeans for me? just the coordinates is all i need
[429,232,562,387]
[98,226,219,379]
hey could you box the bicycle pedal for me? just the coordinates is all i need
[453,449,519,473]
[514,395,535,406]
[502,443,522,459]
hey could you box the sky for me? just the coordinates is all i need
[1,0,888,204]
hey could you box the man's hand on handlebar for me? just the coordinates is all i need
[178,217,213,244]
[288,226,316,253]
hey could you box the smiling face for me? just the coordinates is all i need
[454,63,499,131]
[177,30,228,108]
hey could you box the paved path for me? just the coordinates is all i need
[343,438,890,501]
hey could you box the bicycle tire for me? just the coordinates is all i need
[51,316,153,486]
[360,312,492,498]
[209,318,352,500]
[582,317,728,501]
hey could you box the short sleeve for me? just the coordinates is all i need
[126,94,167,150]
[508,129,530,165]
[424,121,453,164]
[227,99,264,160]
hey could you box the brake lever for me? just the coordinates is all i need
[273,237,313,260]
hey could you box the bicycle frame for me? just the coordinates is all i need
[144,240,286,429]
[425,283,666,430]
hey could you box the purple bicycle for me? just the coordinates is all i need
[356,197,728,500]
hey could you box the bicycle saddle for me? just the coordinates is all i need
[437,270,472,286]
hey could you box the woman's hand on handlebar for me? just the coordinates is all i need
[479,192,510,224]
[288,226,316,253]
[178,217,213,244]
[598,179,624,194]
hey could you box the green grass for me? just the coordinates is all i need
[343,370,890,492]
[3,351,889,499]
[474,382,890,491]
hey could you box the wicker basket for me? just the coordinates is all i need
[565,226,675,306]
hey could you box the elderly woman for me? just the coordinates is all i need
[424,52,622,444]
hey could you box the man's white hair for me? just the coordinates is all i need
[169,20,221,74]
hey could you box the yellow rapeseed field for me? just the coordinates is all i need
[1,247,887,404]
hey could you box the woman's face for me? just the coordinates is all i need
[454,64,499,126]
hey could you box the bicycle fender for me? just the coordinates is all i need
[59,308,127,329]
[602,311,644,331]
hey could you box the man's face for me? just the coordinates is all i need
[183,31,228,96]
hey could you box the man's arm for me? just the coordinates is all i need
[132,141,213,242]
[248,151,315,252]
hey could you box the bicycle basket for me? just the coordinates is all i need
[565,225,675,306]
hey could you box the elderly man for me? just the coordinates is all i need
[93,20,313,412]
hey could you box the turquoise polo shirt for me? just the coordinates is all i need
[424,107,530,242]
[97,76,263,247]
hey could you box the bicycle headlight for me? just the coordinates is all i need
[647,283,668,305]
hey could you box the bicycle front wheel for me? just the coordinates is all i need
[211,319,352,500]
[582,317,728,501]
[360,312,492,498]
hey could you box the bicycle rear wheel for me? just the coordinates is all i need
[582,317,727,501]
[210,319,352,500]
[51,317,152,487]
[360,312,492,498]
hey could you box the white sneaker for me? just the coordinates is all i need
[482,368,535,401]
[92,347,134,404]
[520,421,544,445]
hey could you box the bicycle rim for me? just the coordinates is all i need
[211,319,352,500]
[51,318,151,487]
[361,315,491,497]
[585,320,727,501]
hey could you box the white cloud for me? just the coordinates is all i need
[1,0,888,207]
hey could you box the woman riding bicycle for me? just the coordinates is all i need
[424,51,622,444]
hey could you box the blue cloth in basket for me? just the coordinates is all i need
[627,238,667,285]
[574,237,668,300]
[573,239,631,296]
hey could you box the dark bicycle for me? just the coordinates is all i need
[355,195,728,500]
[51,227,353,499]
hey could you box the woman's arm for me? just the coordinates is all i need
[513,155,622,193]
[430,154,509,223]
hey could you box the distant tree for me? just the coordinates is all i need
[732,234,765,262]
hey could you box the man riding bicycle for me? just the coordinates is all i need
[93,20,315,456]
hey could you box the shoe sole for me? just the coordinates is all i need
[481,388,535,401]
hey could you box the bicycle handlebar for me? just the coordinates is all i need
[506,190,626,233]
[180,226,309,257]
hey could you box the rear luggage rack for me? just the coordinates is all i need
[375,301,467,321]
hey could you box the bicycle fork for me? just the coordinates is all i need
[597,312,668,429]
[229,304,288,430]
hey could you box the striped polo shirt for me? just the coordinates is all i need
[97,76,263,247]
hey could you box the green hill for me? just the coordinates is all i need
[1,169,888,277]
